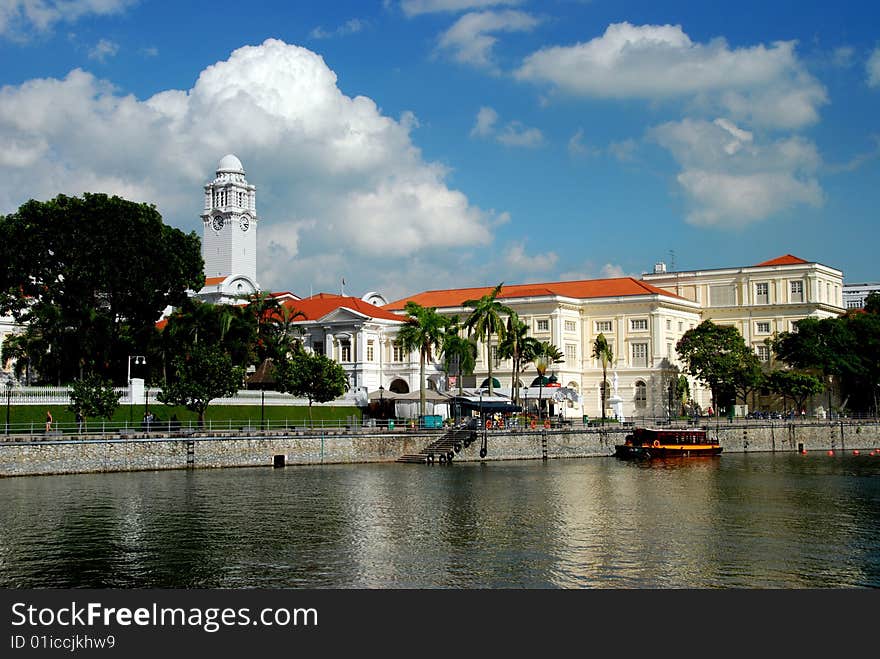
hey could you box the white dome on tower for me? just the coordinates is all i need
[217,154,244,173]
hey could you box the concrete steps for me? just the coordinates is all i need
[396,428,476,464]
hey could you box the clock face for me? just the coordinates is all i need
[239,216,250,232]
[212,216,224,231]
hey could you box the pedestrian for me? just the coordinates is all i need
[76,409,84,433]
[45,410,53,432]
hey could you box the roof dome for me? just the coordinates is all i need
[217,154,244,173]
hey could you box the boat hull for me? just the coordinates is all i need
[614,444,723,460]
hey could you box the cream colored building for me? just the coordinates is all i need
[642,254,845,370]
[384,254,846,420]
[385,278,704,420]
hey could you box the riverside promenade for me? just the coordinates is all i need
[2,419,880,477]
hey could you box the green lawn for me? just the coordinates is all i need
[5,403,362,430]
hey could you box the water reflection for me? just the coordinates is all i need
[0,454,877,588]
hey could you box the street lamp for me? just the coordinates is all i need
[523,387,528,419]
[378,385,385,420]
[5,380,13,435]
[127,355,146,423]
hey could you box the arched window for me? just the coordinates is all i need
[389,379,409,394]
[635,380,647,409]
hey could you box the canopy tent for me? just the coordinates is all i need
[246,358,277,390]
[367,388,450,402]
[551,387,580,403]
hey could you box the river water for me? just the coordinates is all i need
[1,453,878,588]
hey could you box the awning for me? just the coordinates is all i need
[530,375,559,387]
[448,396,522,413]
[480,377,502,389]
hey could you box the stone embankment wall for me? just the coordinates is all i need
[2,421,879,477]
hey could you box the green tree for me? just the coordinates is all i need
[766,370,824,414]
[441,321,477,397]
[395,301,449,416]
[157,344,245,426]
[0,193,203,385]
[864,291,880,315]
[772,317,859,415]
[462,283,513,397]
[592,333,614,425]
[497,311,541,405]
[67,374,122,427]
[274,351,350,422]
[532,341,563,419]
[676,320,754,416]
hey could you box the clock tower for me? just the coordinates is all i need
[201,154,258,284]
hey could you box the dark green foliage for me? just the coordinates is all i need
[67,373,122,422]
[765,370,824,412]
[0,193,203,384]
[274,352,350,420]
[676,321,754,413]
[157,344,245,425]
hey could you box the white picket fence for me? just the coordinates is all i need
[4,386,361,407]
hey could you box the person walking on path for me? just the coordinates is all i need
[45,410,53,432]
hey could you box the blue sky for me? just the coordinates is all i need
[1,1,878,299]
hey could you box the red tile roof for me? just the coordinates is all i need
[204,276,226,286]
[754,254,809,266]
[281,293,404,322]
[384,277,684,311]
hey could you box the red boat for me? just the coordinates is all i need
[615,427,722,460]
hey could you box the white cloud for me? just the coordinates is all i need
[469,106,542,147]
[599,263,625,278]
[608,138,637,162]
[400,0,523,17]
[503,243,558,271]
[651,118,823,227]
[516,22,827,129]
[88,38,119,61]
[0,39,498,294]
[868,47,880,88]
[568,127,599,157]
[470,106,498,137]
[0,0,135,39]
[832,46,854,68]
[496,121,543,147]
[437,9,539,70]
[310,18,367,40]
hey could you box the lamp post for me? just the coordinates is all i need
[523,387,528,419]
[5,381,12,435]
[127,355,146,423]
[379,385,385,420]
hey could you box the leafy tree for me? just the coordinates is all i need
[274,351,350,422]
[592,333,614,425]
[67,374,122,427]
[157,344,245,426]
[732,349,765,413]
[160,298,257,377]
[532,341,563,419]
[676,321,754,415]
[675,374,690,416]
[865,291,880,315]
[497,311,541,405]
[772,317,859,414]
[766,370,824,414]
[395,301,449,416]
[462,283,514,397]
[441,321,477,397]
[0,193,203,384]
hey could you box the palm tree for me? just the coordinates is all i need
[462,283,513,397]
[592,333,614,426]
[497,311,540,405]
[532,341,563,419]
[395,301,449,417]
[441,318,477,397]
